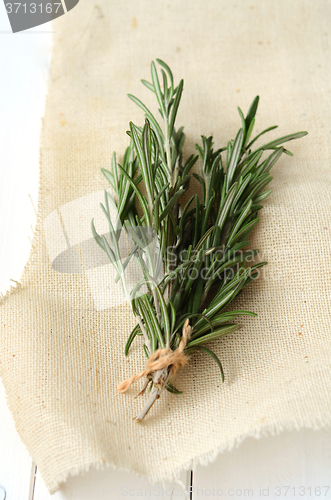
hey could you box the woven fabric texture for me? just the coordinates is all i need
[1,0,331,493]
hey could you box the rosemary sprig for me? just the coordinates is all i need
[92,60,307,422]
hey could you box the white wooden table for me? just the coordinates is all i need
[0,5,330,499]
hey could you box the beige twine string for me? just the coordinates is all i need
[118,319,192,393]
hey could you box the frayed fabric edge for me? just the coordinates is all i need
[45,415,331,495]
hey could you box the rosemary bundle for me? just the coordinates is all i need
[92,60,307,422]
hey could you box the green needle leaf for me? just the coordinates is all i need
[151,61,166,117]
[169,79,184,136]
[165,381,183,394]
[189,346,225,383]
[128,94,164,141]
[227,128,244,191]
[124,323,141,356]
[245,95,259,131]
[116,163,151,226]
[187,324,240,348]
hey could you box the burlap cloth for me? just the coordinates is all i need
[1,0,331,493]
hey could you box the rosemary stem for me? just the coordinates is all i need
[134,387,159,422]
[120,273,130,302]
[134,366,171,422]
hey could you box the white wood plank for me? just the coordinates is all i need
[33,468,190,499]
[0,6,52,500]
[0,378,34,500]
[192,428,331,500]
[0,3,51,295]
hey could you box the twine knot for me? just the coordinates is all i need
[117,319,192,394]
